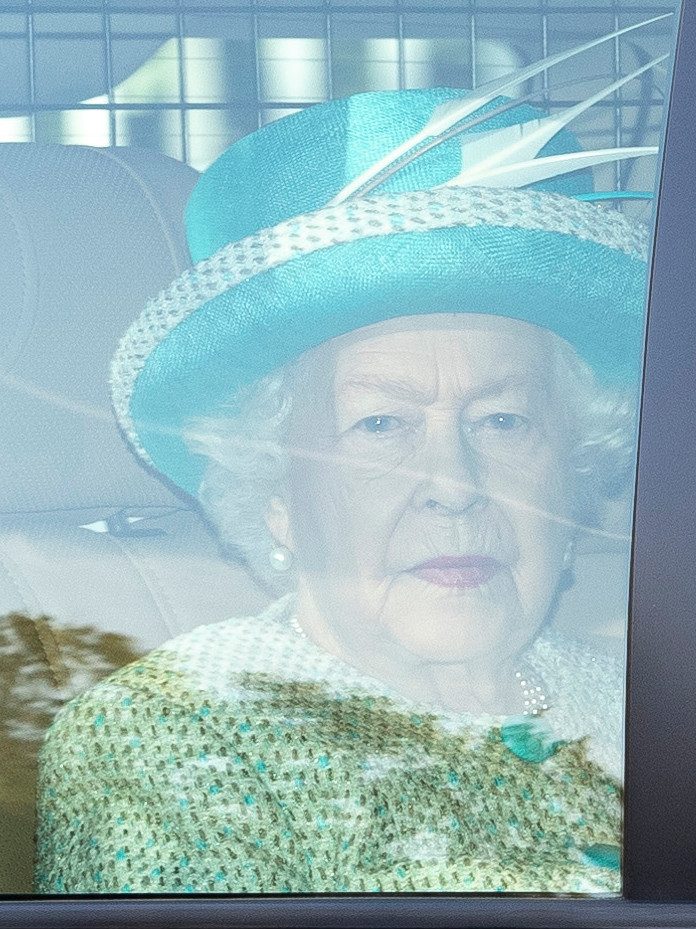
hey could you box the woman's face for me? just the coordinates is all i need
[274,313,578,665]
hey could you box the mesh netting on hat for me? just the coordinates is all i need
[110,186,649,467]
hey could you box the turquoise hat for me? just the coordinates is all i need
[111,80,651,498]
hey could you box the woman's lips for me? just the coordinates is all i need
[408,555,503,589]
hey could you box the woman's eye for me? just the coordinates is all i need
[470,413,531,436]
[484,413,529,432]
[354,415,403,435]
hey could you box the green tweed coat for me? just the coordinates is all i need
[35,596,624,895]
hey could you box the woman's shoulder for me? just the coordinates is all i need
[40,597,295,756]
[529,626,624,694]
[527,626,625,780]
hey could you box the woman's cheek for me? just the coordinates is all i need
[289,456,406,580]
[337,469,415,575]
[329,460,415,590]
[510,506,569,615]
[490,455,571,617]
[489,439,572,515]
[288,462,345,572]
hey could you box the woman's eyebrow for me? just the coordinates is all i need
[338,376,437,404]
[464,374,536,403]
[337,373,537,404]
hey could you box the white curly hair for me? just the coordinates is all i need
[184,336,637,594]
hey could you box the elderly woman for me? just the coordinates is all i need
[35,63,651,895]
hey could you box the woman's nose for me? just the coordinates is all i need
[412,418,485,515]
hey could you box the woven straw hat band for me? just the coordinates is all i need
[111,184,648,467]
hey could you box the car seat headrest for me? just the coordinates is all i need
[0,144,198,513]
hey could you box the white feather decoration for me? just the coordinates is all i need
[457,146,658,190]
[328,13,672,205]
[446,54,668,188]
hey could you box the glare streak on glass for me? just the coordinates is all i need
[26,0,36,141]
[470,0,478,88]
[397,0,406,90]
[176,0,188,163]
[101,3,117,147]
[541,0,549,108]
[324,1,333,98]
[614,7,623,192]
[252,0,262,129]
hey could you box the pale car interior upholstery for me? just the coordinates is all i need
[0,140,631,893]
[0,143,268,891]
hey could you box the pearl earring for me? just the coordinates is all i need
[269,545,293,572]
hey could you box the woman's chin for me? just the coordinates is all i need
[380,575,518,661]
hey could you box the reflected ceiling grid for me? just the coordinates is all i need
[0,0,674,178]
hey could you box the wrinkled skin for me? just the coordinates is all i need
[266,314,579,714]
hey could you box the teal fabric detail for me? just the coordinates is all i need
[500,719,567,763]
[580,843,621,870]
[131,223,646,496]
[121,85,647,497]
[185,88,591,263]
[576,191,654,201]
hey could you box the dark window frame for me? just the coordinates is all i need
[2,1,696,926]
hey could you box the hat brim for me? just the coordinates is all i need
[128,221,647,497]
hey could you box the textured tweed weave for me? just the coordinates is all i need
[35,597,624,895]
[110,186,649,466]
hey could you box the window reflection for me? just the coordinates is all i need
[0,1,679,898]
